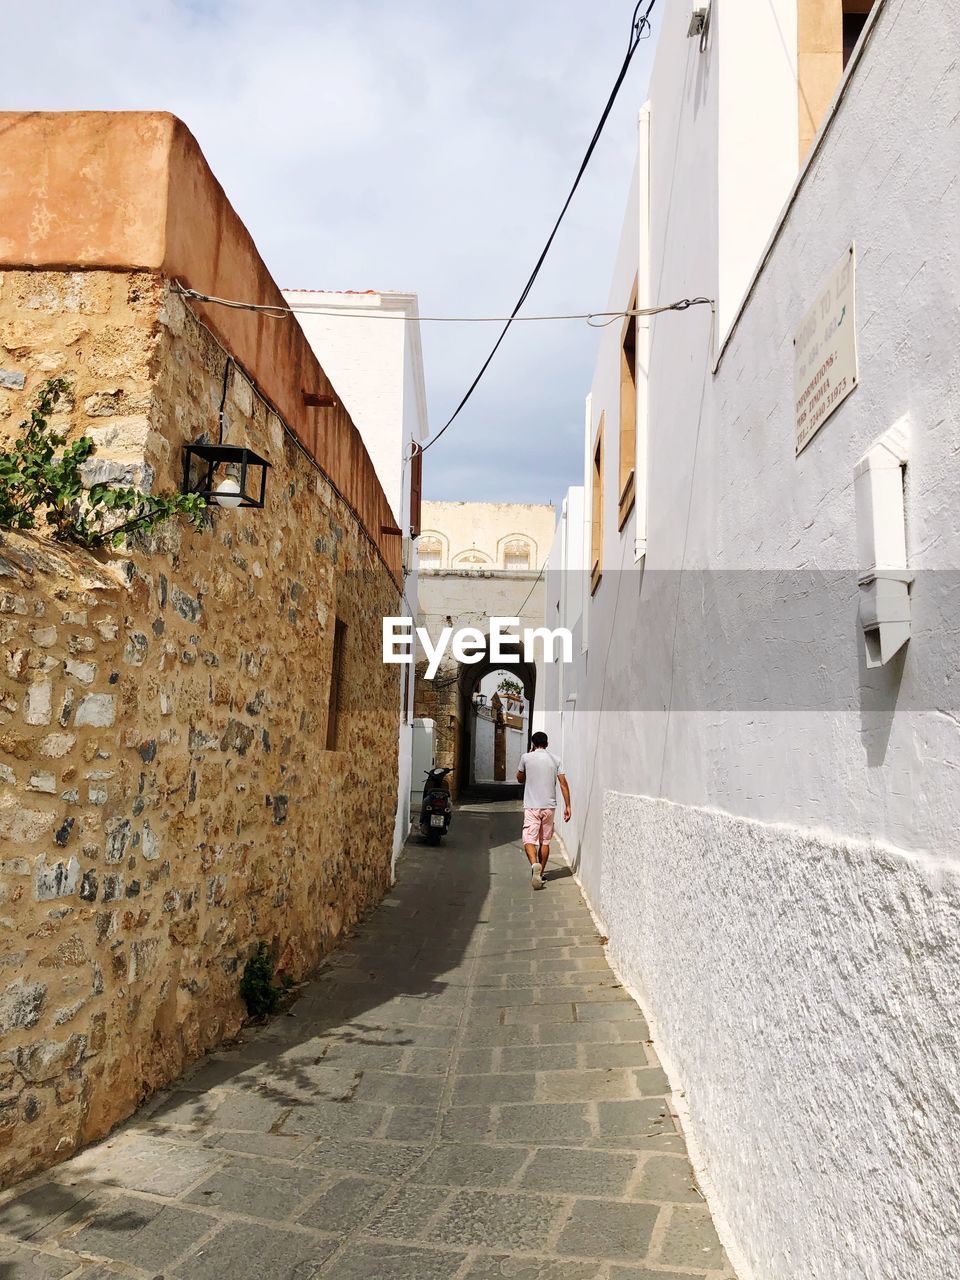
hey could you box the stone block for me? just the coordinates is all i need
[0,591,28,615]
[0,369,25,390]
[300,1136,425,1180]
[497,1103,592,1145]
[0,979,46,1033]
[372,1105,434,1142]
[0,1241,77,1280]
[522,1148,638,1197]
[67,1196,210,1271]
[40,733,75,758]
[182,1156,321,1216]
[24,680,53,725]
[0,1182,92,1242]
[0,797,55,842]
[83,390,124,416]
[63,658,96,684]
[104,817,130,863]
[34,854,80,901]
[171,583,201,621]
[14,1034,86,1083]
[633,1154,702,1204]
[296,1174,390,1232]
[412,1142,529,1189]
[27,772,56,794]
[654,1205,726,1270]
[365,1184,449,1240]
[426,1189,564,1251]
[555,1199,660,1262]
[595,1099,672,1145]
[329,1242,466,1280]
[174,1221,337,1280]
[75,693,116,727]
[353,1071,444,1108]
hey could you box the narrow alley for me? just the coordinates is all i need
[0,803,732,1280]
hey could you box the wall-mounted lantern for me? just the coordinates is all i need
[182,443,271,509]
[182,357,271,509]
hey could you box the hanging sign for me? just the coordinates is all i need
[794,244,858,455]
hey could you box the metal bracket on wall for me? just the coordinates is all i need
[687,4,711,50]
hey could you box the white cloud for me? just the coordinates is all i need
[9,0,657,508]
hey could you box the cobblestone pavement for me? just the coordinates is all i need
[0,799,735,1280]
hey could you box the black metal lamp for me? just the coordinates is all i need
[182,357,271,509]
[182,443,271,509]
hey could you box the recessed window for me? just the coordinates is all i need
[618,281,638,531]
[418,537,442,569]
[503,539,532,571]
[797,1,876,161]
[591,414,604,595]
[326,618,347,750]
[843,0,874,67]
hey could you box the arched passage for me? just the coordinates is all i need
[456,642,536,796]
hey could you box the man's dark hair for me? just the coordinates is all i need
[531,731,549,748]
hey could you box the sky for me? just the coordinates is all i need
[5,1,658,511]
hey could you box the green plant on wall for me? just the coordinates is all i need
[497,676,524,698]
[0,377,206,548]
[239,943,286,1019]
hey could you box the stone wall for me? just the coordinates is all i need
[0,270,401,1186]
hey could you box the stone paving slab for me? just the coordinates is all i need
[0,801,735,1280]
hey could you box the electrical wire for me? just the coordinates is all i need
[420,0,658,453]
[515,561,547,618]
[171,0,662,459]
[173,283,713,328]
[217,355,233,445]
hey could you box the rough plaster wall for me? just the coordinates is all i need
[546,0,960,1273]
[0,272,400,1186]
[601,791,960,1280]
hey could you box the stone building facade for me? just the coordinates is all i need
[0,113,402,1186]
[414,501,554,794]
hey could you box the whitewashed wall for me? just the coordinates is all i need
[547,1,960,1276]
[286,290,428,868]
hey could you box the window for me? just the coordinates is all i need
[618,281,638,530]
[326,618,347,750]
[842,0,874,67]
[503,538,532,571]
[797,1,876,161]
[591,414,604,596]
[409,442,422,536]
[418,536,442,569]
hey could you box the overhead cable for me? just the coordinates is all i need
[419,0,659,453]
[173,282,711,327]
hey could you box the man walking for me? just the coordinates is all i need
[517,731,571,890]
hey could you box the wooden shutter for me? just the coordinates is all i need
[409,443,423,537]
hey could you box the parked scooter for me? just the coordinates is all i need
[419,766,453,844]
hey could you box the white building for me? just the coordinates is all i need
[285,289,428,870]
[542,2,960,1277]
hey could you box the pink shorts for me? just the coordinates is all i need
[523,807,555,846]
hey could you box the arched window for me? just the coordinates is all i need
[452,549,493,570]
[499,536,534,571]
[418,535,443,569]
[417,530,448,569]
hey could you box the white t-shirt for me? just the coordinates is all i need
[518,749,562,810]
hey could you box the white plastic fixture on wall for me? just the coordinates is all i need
[854,418,911,668]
